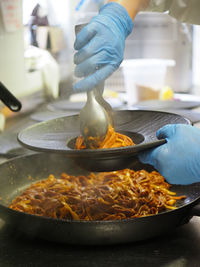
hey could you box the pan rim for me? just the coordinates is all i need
[3,196,200,225]
[17,137,166,156]
[0,152,199,226]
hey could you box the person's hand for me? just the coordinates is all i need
[138,124,200,185]
[73,2,133,92]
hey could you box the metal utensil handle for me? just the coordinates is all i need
[0,82,22,112]
[75,23,88,35]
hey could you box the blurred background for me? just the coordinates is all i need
[1,0,200,113]
[1,0,200,160]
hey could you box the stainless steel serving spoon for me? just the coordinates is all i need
[94,83,114,127]
[80,89,109,146]
[75,24,113,146]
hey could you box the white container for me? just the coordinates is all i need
[121,59,175,105]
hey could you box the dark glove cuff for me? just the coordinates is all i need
[99,2,134,38]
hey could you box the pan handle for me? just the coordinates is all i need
[0,82,22,112]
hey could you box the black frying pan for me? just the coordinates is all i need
[0,153,200,245]
[18,110,190,171]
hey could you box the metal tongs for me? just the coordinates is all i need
[0,81,22,112]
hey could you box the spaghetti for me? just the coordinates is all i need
[9,169,186,221]
[75,125,135,149]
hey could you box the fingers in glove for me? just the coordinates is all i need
[74,24,97,51]
[138,145,165,170]
[73,64,116,92]
[74,51,112,78]
[156,124,177,139]
[138,148,155,165]
[74,37,104,65]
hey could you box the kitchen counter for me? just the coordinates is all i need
[0,217,200,267]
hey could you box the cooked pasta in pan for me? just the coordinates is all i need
[9,169,186,221]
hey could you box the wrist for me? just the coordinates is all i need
[108,0,150,20]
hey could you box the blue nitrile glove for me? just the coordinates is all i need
[138,124,200,185]
[73,2,133,92]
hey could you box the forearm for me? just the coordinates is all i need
[108,0,150,20]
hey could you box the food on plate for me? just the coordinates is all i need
[9,169,186,221]
[75,125,135,149]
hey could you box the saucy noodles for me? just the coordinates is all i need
[75,125,135,149]
[9,169,186,221]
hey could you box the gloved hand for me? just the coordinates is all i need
[138,124,200,185]
[73,2,133,92]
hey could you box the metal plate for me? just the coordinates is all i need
[47,98,123,111]
[47,100,84,111]
[30,110,78,122]
[133,100,200,110]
